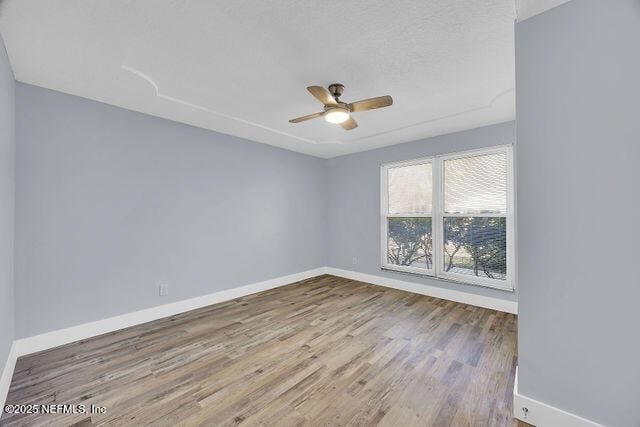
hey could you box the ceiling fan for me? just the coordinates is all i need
[289,84,393,131]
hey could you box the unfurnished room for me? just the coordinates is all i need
[0,1,638,426]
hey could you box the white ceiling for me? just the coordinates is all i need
[515,0,573,21]
[0,1,566,158]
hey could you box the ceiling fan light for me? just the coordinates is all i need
[324,108,350,124]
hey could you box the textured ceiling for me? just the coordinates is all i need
[0,0,539,157]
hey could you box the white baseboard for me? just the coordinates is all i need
[0,342,17,411]
[513,367,603,427]
[13,267,326,358]
[325,267,517,314]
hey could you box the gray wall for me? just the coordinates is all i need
[516,1,640,425]
[326,121,517,303]
[15,83,327,338]
[14,81,518,340]
[0,35,14,376]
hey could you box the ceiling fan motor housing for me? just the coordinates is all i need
[328,83,345,100]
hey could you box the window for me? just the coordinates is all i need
[385,161,433,273]
[381,146,514,290]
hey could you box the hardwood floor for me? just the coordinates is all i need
[2,275,518,426]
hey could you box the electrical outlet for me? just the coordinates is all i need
[159,284,169,296]
[352,256,358,265]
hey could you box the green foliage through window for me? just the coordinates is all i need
[443,217,506,280]
[387,217,432,269]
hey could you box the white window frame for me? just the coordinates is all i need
[380,145,515,291]
[380,157,435,276]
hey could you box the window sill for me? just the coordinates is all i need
[380,266,515,292]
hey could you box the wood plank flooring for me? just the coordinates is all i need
[2,275,518,426]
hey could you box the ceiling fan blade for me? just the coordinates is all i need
[341,116,358,130]
[289,111,324,123]
[348,95,393,112]
[307,86,338,106]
